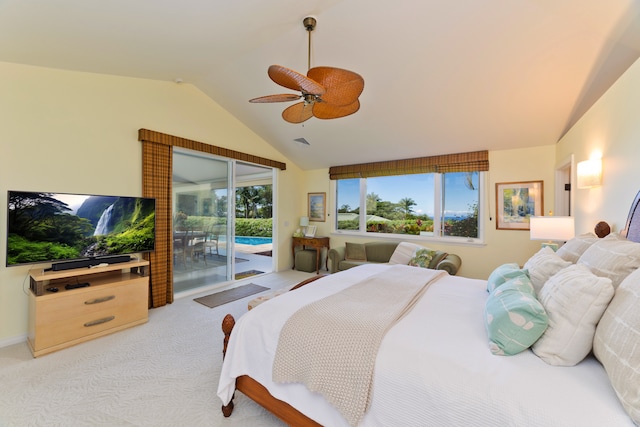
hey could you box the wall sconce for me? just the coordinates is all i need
[577,158,602,189]
[530,216,575,251]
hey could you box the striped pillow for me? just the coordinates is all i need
[532,264,613,366]
[556,232,598,263]
[593,267,640,424]
[523,247,571,295]
[577,232,640,288]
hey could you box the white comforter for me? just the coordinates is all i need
[217,264,634,426]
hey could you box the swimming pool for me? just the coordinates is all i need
[234,236,272,245]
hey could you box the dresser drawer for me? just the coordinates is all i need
[31,278,147,351]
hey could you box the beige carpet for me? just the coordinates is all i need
[194,283,269,308]
[0,270,316,426]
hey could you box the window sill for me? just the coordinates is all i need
[330,230,485,247]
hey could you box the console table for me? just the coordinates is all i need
[291,236,330,274]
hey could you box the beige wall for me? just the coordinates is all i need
[0,62,304,344]
[556,57,640,234]
[300,145,557,280]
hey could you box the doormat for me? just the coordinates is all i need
[234,270,265,280]
[193,283,269,309]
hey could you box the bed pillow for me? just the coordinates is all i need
[532,264,614,366]
[345,242,367,261]
[555,232,599,263]
[408,248,438,268]
[388,242,422,265]
[577,232,640,288]
[593,267,640,425]
[486,263,528,293]
[484,275,548,356]
[523,246,572,295]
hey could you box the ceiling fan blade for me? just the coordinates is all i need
[313,99,360,120]
[268,65,326,96]
[249,94,302,103]
[308,67,364,106]
[282,102,314,123]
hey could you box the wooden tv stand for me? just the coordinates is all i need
[27,259,149,357]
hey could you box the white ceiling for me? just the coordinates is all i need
[2,0,640,170]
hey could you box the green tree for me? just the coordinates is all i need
[398,197,416,219]
[366,192,380,214]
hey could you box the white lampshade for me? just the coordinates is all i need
[299,216,309,227]
[530,216,575,245]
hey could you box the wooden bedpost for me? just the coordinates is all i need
[221,314,236,417]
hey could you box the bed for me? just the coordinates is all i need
[217,193,640,426]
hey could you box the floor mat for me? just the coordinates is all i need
[193,283,269,308]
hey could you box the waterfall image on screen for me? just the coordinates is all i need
[94,203,115,236]
[6,191,156,267]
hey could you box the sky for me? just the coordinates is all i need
[338,173,479,217]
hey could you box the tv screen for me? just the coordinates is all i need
[7,191,155,267]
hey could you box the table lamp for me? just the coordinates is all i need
[299,216,309,234]
[530,216,575,251]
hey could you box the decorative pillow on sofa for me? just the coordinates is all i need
[532,264,614,366]
[409,249,438,268]
[555,232,598,263]
[345,242,367,261]
[593,267,640,425]
[486,263,528,293]
[577,232,640,288]
[388,242,423,265]
[523,246,571,295]
[484,275,548,356]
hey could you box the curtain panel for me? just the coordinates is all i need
[141,141,173,307]
[328,150,489,180]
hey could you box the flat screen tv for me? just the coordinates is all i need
[7,191,155,269]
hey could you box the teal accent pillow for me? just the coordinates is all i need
[484,275,548,356]
[409,248,438,268]
[487,263,529,292]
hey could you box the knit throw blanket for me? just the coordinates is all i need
[272,265,447,426]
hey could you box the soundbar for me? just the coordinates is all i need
[51,255,133,271]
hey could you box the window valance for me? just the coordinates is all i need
[138,128,286,170]
[328,150,488,180]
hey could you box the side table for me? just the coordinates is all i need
[292,236,330,274]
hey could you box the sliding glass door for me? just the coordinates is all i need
[171,148,274,295]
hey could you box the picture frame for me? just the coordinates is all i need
[496,181,543,230]
[304,225,317,238]
[308,192,326,222]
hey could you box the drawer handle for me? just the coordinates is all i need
[84,316,115,327]
[84,295,115,305]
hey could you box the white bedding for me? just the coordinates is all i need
[217,264,634,426]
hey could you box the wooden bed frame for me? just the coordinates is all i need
[220,190,640,426]
[221,274,324,426]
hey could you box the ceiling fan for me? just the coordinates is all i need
[249,17,364,124]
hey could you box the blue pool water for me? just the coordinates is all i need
[235,236,272,245]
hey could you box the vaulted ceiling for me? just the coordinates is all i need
[2,0,640,170]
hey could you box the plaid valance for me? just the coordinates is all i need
[329,150,488,180]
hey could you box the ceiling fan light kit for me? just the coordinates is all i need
[249,16,364,124]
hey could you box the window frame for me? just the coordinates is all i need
[331,172,486,245]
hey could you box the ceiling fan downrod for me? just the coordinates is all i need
[303,16,316,71]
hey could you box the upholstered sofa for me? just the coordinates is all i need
[328,241,461,275]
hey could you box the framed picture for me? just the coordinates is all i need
[304,225,317,238]
[308,192,326,222]
[496,181,543,230]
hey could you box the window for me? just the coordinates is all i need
[335,171,482,241]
